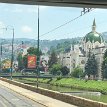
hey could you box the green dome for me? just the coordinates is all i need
[84,31,104,43]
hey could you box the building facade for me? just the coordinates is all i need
[59,19,106,79]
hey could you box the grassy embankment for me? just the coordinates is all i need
[16,78,107,94]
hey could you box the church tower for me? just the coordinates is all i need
[92,18,96,32]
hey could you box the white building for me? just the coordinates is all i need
[59,19,106,79]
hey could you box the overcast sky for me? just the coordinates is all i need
[0,3,107,40]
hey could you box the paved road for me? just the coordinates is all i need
[0,85,45,107]
[0,80,77,107]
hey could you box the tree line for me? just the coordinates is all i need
[17,46,107,79]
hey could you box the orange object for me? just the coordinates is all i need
[27,55,36,68]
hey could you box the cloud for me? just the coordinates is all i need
[21,26,32,33]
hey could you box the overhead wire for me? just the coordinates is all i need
[39,8,95,38]
[54,16,107,52]
[36,8,95,52]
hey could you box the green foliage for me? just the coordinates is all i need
[48,51,58,68]
[17,52,23,70]
[2,68,10,73]
[20,47,42,69]
[56,41,73,53]
[56,76,62,80]
[23,54,28,68]
[103,65,107,79]
[85,54,98,77]
[27,47,42,56]
[102,49,107,79]
[71,66,83,78]
[49,39,80,54]
[57,70,62,76]
[20,78,107,95]
[60,66,70,76]
[49,64,61,75]
[103,49,107,59]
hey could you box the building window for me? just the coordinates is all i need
[81,60,85,64]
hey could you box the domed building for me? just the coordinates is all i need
[82,19,105,56]
[59,19,106,79]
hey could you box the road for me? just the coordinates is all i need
[0,85,45,107]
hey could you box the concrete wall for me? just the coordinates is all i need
[1,78,107,107]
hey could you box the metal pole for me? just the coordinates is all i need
[21,41,24,70]
[37,5,39,88]
[10,28,14,80]
[21,41,24,50]
[0,42,2,72]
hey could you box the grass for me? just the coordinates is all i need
[15,78,107,94]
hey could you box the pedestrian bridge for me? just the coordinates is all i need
[0,77,107,107]
[0,0,107,8]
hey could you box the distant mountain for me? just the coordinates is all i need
[0,33,106,51]
[102,32,107,41]
[1,34,107,60]
[0,37,82,51]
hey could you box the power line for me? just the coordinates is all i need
[40,15,81,37]
[39,8,94,38]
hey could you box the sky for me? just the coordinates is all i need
[0,3,107,40]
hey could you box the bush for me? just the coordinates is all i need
[60,66,70,76]
[71,66,83,78]
[2,68,10,73]
[57,76,62,80]
[49,64,62,75]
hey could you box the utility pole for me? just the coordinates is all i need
[10,28,14,80]
[37,5,40,88]
[0,41,2,72]
[3,26,14,80]
[21,41,24,70]
[21,41,24,53]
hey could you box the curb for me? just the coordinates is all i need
[0,81,48,107]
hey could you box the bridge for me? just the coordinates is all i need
[0,0,106,107]
[0,0,107,8]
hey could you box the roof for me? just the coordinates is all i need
[83,19,104,43]
[0,0,107,8]
[84,31,104,43]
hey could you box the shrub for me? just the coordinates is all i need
[57,76,62,80]
[71,66,83,78]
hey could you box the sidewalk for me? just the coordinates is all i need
[0,80,77,107]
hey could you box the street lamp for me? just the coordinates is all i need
[0,39,5,72]
[0,41,2,72]
[5,26,14,80]
[0,28,8,72]
[37,5,40,88]
[0,27,14,78]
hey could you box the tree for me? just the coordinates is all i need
[22,54,28,69]
[27,47,42,56]
[17,52,23,71]
[49,64,61,75]
[48,46,55,54]
[48,50,58,68]
[85,54,98,79]
[71,66,83,78]
[102,49,107,79]
[60,66,70,76]
[102,63,107,79]
[19,47,42,69]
